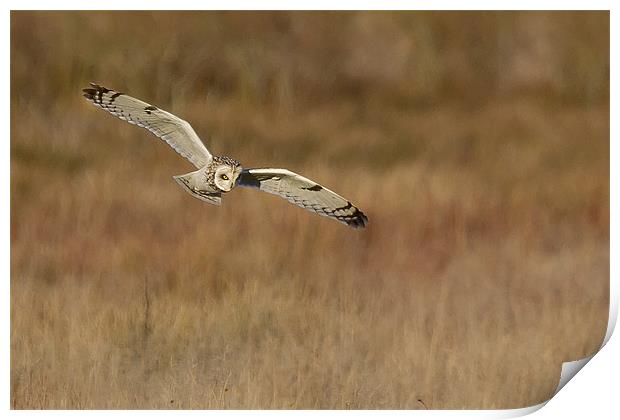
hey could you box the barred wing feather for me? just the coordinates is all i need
[238,168,368,228]
[82,83,212,168]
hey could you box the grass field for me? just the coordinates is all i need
[10,11,609,409]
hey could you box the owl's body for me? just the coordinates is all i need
[82,83,368,229]
[173,156,242,205]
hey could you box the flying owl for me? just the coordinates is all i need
[82,83,368,228]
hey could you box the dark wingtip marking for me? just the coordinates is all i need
[88,82,110,93]
[144,105,157,111]
[109,91,123,103]
[82,89,95,100]
[302,184,323,192]
[82,84,113,103]
[334,202,354,212]
[347,209,368,229]
[331,201,368,229]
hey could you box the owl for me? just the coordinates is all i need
[82,83,368,229]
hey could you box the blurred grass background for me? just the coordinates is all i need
[10,11,609,409]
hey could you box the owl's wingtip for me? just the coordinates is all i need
[346,211,368,229]
[82,83,110,95]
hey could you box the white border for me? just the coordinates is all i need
[3,3,617,418]
[0,0,617,10]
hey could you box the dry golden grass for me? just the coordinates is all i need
[11,11,609,409]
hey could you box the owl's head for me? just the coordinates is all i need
[212,158,242,192]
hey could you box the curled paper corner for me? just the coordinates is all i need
[549,300,617,396]
[493,401,547,418]
[492,356,598,418]
[553,355,595,395]
[545,275,618,404]
[536,296,618,410]
[602,292,618,347]
[495,290,618,418]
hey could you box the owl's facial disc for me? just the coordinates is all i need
[214,165,241,192]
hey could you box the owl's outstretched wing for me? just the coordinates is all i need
[237,168,368,229]
[82,83,212,168]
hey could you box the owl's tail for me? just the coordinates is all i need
[173,170,222,206]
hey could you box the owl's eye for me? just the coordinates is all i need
[221,174,229,181]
